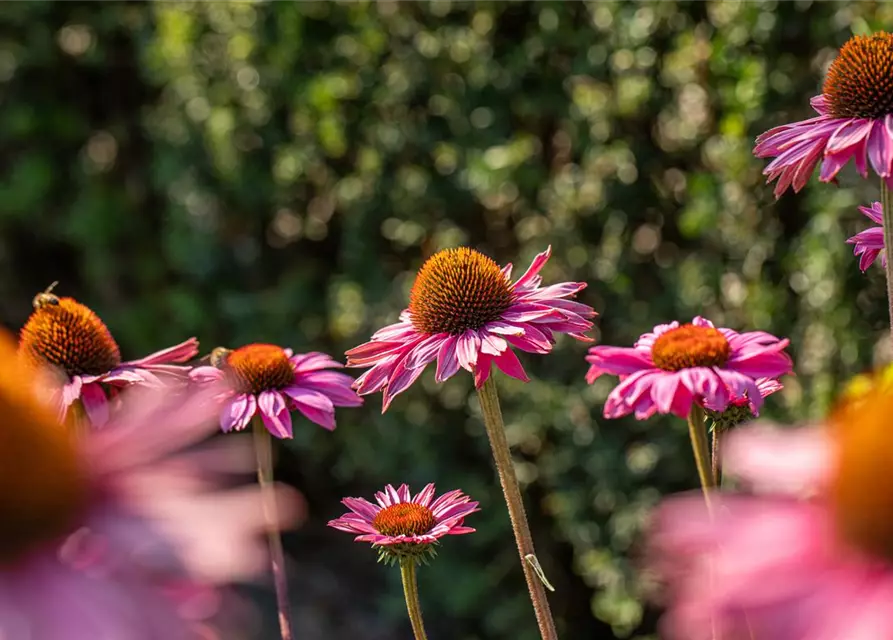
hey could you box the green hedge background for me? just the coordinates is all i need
[2,2,891,638]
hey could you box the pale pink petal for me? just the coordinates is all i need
[257,390,293,438]
[221,393,256,432]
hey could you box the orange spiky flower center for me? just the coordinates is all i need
[372,503,436,537]
[650,325,731,371]
[0,330,90,565]
[221,344,295,395]
[19,293,121,378]
[823,32,893,119]
[408,248,516,335]
[831,390,893,560]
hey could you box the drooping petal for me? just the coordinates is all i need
[257,390,293,438]
[282,386,335,431]
[220,394,256,432]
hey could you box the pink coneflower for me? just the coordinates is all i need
[846,201,886,271]
[189,344,362,438]
[585,317,792,419]
[0,328,300,639]
[346,246,595,411]
[649,387,893,640]
[754,32,893,197]
[18,286,198,427]
[329,483,478,562]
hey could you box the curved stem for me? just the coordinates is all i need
[686,405,714,513]
[399,559,429,640]
[476,377,558,640]
[252,417,294,640]
[882,178,893,341]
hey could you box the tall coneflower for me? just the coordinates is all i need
[754,32,893,336]
[347,245,596,640]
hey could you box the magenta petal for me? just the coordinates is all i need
[257,390,293,439]
[128,337,199,366]
[282,386,335,431]
[513,245,552,290]
[434,335,461,382]
[473,354,493,388]
[80,382,110,427]
[221,394,256,432]
[492,349,529,383]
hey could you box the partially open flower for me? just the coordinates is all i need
[650,386,893,640]
[754,32,893,196]
[190,344,362,438]
[18,286,198,427]
[328,483,478,565]
[346,246,596,411]
[0,327,301,638]
[586,316,792,419]
[846,201,886,271]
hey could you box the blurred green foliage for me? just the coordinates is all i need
[2,1,892,638]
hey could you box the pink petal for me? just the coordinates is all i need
[492,349,529,383]
[81,382,110,427]
[221,393,256,432]
[282,386,335,431]
[257,390,293,438]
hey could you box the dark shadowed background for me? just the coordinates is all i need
[2,1,891,638]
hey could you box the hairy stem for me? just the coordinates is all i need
[400,559,429,640]
[882,178,893,341]
[686,405,714,512]
[711,427,721,486]
[476,377,558,640]
[252,417,294,640]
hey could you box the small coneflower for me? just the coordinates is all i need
[329,484,478,640]
[650,385,893,640]
[18,285,198,427]
[346,245,595,411]
[754,32,893,196]
[190,344,362,438]
[586,317,792,420]
[846,201,886,271]
[0,327,301,639]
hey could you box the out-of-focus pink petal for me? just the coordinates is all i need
[220,394,255,432]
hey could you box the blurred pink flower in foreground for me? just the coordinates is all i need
[650,388,893,640]
[18,288,197,427]
[0,329,301,639]
[754,32,893,197]
[190,344,362,438]
[346,246,596,411]
[328,484,478,563]
[586,316,792,419]
[846,201,886,271]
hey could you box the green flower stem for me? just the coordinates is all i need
[399,558,429,640]
[882,178,893,341]
[252,417,294,640]
[476,377,558,640]
[711,427,721,486]
[686,405,715,513]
